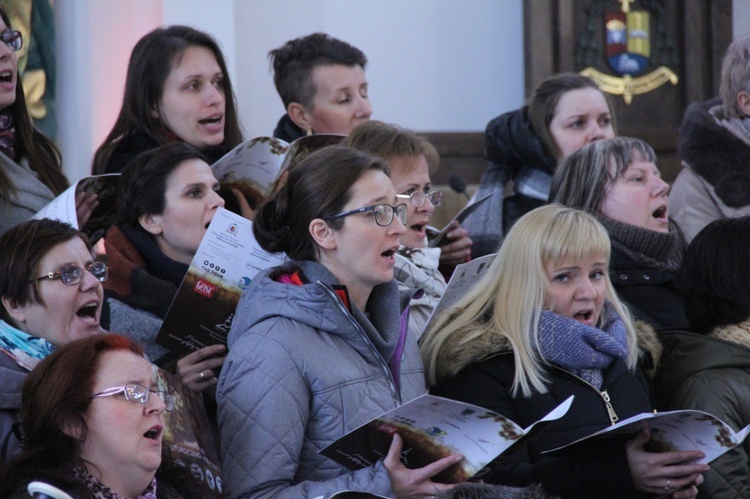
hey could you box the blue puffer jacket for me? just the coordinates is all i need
[217,260,426,498]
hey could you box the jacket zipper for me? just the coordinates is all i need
[551,365,620,425]
[319,282,401,405]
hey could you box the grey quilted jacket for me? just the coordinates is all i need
[217,261,427,498]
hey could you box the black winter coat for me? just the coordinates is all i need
[433,352,652,498]
[609,245,689,331]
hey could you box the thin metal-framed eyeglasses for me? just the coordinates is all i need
[92,383,175,412]
[0,30,22,52]
[326,203,408,228]
[397,190,443,208]
[35,261,108,286]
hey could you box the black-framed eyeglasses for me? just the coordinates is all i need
[35,261,108,286]
[397,190,443,208]
[92,383,175,412]
[326,203,408,228]
[1,30,22,52]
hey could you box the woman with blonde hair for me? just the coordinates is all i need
[422,205,707,498]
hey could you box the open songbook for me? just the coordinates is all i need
[545,409,750,465]
[212,134,345,211]
[320,394,573,484]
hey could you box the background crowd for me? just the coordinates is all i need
[0,10,749,499]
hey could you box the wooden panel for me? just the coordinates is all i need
[421,132,486,185]
[523,0,733,181]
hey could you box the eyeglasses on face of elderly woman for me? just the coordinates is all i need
[326,203,408,228]
[34,261,108,286]
[92,383,175,412]
[0,30,22,52]
[397,190,443,208]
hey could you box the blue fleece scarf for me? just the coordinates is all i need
[0,319,56,371]
[536,302,629,389]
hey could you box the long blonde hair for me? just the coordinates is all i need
[421,205,638,397]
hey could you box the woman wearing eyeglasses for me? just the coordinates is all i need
[347,121,460,340]
[0,333,185,498]
[0,8,96,236]
[218,145,460,498]
[0,218,107,467]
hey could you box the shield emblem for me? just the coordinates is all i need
[605,11,650,76]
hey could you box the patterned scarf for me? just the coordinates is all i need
[0,319,55,371]
[71,467,157,499]
[536,302,629,390]
[0,110,16,160]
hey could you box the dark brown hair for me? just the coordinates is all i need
[269,32,367,109]
[675,216,750,333]
[116,142,209,237]
[0,7,68,205]
[92,25,242,174]
[253,145,387,261]
[0,218,91,321]
[527,73,617,159]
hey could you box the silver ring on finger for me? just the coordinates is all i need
[665,479,672,492]
[199,370,205,380]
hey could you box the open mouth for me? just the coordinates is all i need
[0,71,12,83]
[652,205,667,219]
[144,425,163,440]
[199,115,222,126]
[573,310,593,323]
[76,302,99,320]
[410,223,427,234]
[381,248,397,259]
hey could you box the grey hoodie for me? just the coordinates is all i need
[217,260,426,498]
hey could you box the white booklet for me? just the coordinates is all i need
[428,192,495,248]
[419,253,496,339]
[155,207,286,357]
[545,409,750,465]
[33,173,120,242]
[320,394,573,484]
[212,134,345,210]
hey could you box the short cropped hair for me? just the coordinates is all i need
[720,33,750,118]
[269,33,367,109]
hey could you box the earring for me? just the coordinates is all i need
[306,128,313,137]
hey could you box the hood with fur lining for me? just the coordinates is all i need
[678,98,750,207]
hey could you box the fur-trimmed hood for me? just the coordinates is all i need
[433,316,662,383]
[678,98,750,207]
